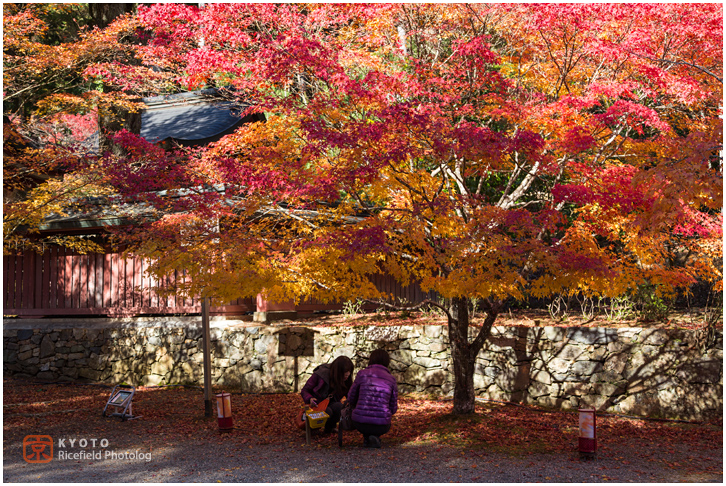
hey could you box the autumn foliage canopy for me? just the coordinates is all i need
[4,4,722,413]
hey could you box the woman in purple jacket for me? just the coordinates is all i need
[347,349,398,448]
[301,355,354,433]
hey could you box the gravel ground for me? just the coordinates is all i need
[4,432,722,483]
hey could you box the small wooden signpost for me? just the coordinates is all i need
[103,384,138,421]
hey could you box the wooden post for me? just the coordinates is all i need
[305,415,311,445]
[293,355,299,392]
[202,296,213,417]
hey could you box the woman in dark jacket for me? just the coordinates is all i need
[347,349,398,448]
[301,355,354,433]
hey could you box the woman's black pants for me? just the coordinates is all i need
[324,401,344,433]
[352,420,391,440]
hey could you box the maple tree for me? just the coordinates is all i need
[2,4,165,253]
[82,4,726,414]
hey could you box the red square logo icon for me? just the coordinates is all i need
[23,435,53,463]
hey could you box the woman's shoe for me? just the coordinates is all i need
[368,436,381,448]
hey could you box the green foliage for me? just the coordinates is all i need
[342,298,363,316]
[635,284,671,322]
[602,296,635,322]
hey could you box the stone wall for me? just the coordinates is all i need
[3,317,722,421]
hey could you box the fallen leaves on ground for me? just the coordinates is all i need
[3,376,721,474]
[291,308,721,331]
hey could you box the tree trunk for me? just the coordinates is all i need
[448,297,499,415]
[88,4,136,29]
[449,297,475,414]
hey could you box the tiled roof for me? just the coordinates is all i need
[140,89,257,146]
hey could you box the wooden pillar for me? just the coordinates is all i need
[254,293,297,323]
[202,296,213,417]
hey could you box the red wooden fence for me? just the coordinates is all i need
[3,247,436,318]
[3,248,252,317]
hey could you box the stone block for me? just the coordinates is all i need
[147,353,172,377]
[78,368,103,381]
[364,326,399,342]
[547,358,570,374]
[556,344,585,361]
[571,361,602,376]
[590,346,608,362]
[86,329,102,342]
[421,369,447,388]
[254,334,275,354]
[543,326,567,341]
[530,369,552,385]
[401,364,426,386]
[85,354,104,370]
[473,371,493,389]
[554,373,589,383]
[494,367,520,392]
[603,353,628,375]
[563,382,591,396]
[578,394,612,410]
[423,325,442,338]
[676,359,723,384]
[528,381,550,398]
[616,327,640,339]
[21,365,39,375]
[616,393,659,417]
[36,371,58,381]
[590,370,624,384]
[566,327,618,345]
[17,350,33,361]
[390,349,415,364]
[143,374,165,386]
[397,327,420,339]
[409,340,431,351]
[17,330,33,341]
[40,334,55,359]
[607,340,631,354]
[413,356,442,369]
[429,342,446,353]
[239,370,264,392]
[389,359,407,372]
[640,330,670,346]
[483,366,502,378]
[536,396,569,409]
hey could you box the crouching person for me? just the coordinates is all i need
[347,349,398,448]
[301,355,354,434]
